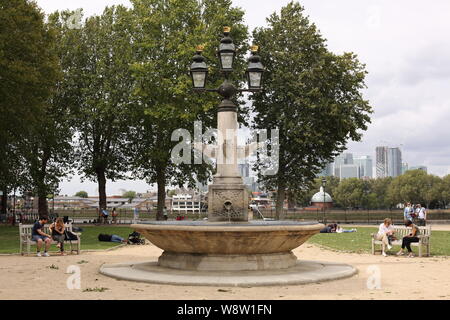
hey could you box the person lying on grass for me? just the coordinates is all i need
[396,220,420,258]
[31,216,51,257]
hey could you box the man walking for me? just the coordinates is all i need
[404,203,413,222]
[417,204,427,226]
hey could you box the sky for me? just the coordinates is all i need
[34,0,450,195]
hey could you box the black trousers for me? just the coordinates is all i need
[52,234,65,251]
[402,236,419,252]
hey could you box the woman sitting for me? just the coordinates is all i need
[49,217,66,255]
[375,218,395,257]
[396,220,420,258]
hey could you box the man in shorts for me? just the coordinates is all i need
[32,216,52,257]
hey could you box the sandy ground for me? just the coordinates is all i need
[1,240,450,300]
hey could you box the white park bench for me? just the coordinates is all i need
[19,223,81,256]
[371,225,431,257]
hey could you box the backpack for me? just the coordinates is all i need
[65,231,78,241]
[128,231,144,245]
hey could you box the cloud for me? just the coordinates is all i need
[32,0,450,195]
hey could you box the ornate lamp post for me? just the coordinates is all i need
[189,27,265,222]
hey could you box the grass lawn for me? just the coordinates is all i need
[0,225,134,254]
[2,224,450,256]
[308,226,450,256]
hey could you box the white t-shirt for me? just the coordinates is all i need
[418,207,426,219]
[378,223,394,236]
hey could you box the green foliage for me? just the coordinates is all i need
[0,0,61,199]
[333,178,368,208]
[122,190,137,201]
[75,191,89,198]
[387,170,442,207]
[48,6,136,210]
[129,0,249,219]
[295,170,447,209]
[251,2,372,218]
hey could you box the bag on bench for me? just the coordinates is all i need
[65,231,78,241]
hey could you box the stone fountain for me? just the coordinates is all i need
[100,28,356,286]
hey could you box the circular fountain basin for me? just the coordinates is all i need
[131,221,323,271]
[132,220,323,255]
[100,221,358,286]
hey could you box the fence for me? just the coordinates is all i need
[1,208,208,225]
[256,208,450,225]
[2,208,450,225]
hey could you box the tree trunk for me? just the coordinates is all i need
[156,167,166,221]
[275,182,286,220]
[37,190,48,217]
[97,169,107,211]
[0,187,6,215]
[287,190,296,209]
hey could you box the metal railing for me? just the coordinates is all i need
[2,208,450,225]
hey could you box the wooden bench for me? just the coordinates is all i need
[19,223,81,256]
[371,225,431,257]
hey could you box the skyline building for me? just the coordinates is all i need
[354,155,373,179]
[376,146,389,178]
[338,164,360,179]
[387,147,402,177]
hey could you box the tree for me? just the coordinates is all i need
[24,18,75,215]
[367,177,393,209]
[75,191,88,198]
[122,190,137,202]
[129,0,248,220]
[0,0,60,214]
[251,2,372,218]
[387,170,441,208]
[49,7,135,212]
[441,175,450,209]
[333,178,367,209]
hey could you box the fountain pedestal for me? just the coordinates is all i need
[208,182,249,222]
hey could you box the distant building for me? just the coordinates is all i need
[311,187,333,209]
[376,146,389,178]
[376,146,402,178]
[171,194,202,213]
[318,162,334,177]
[354,155,373,179]
[387,147,402,177]
[333,153,354,177]
[338,164,360,179]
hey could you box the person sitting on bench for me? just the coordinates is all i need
[396,220,420,258]
[376,218,395,257]
[32,216,51,257]
[49,217,66,256]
